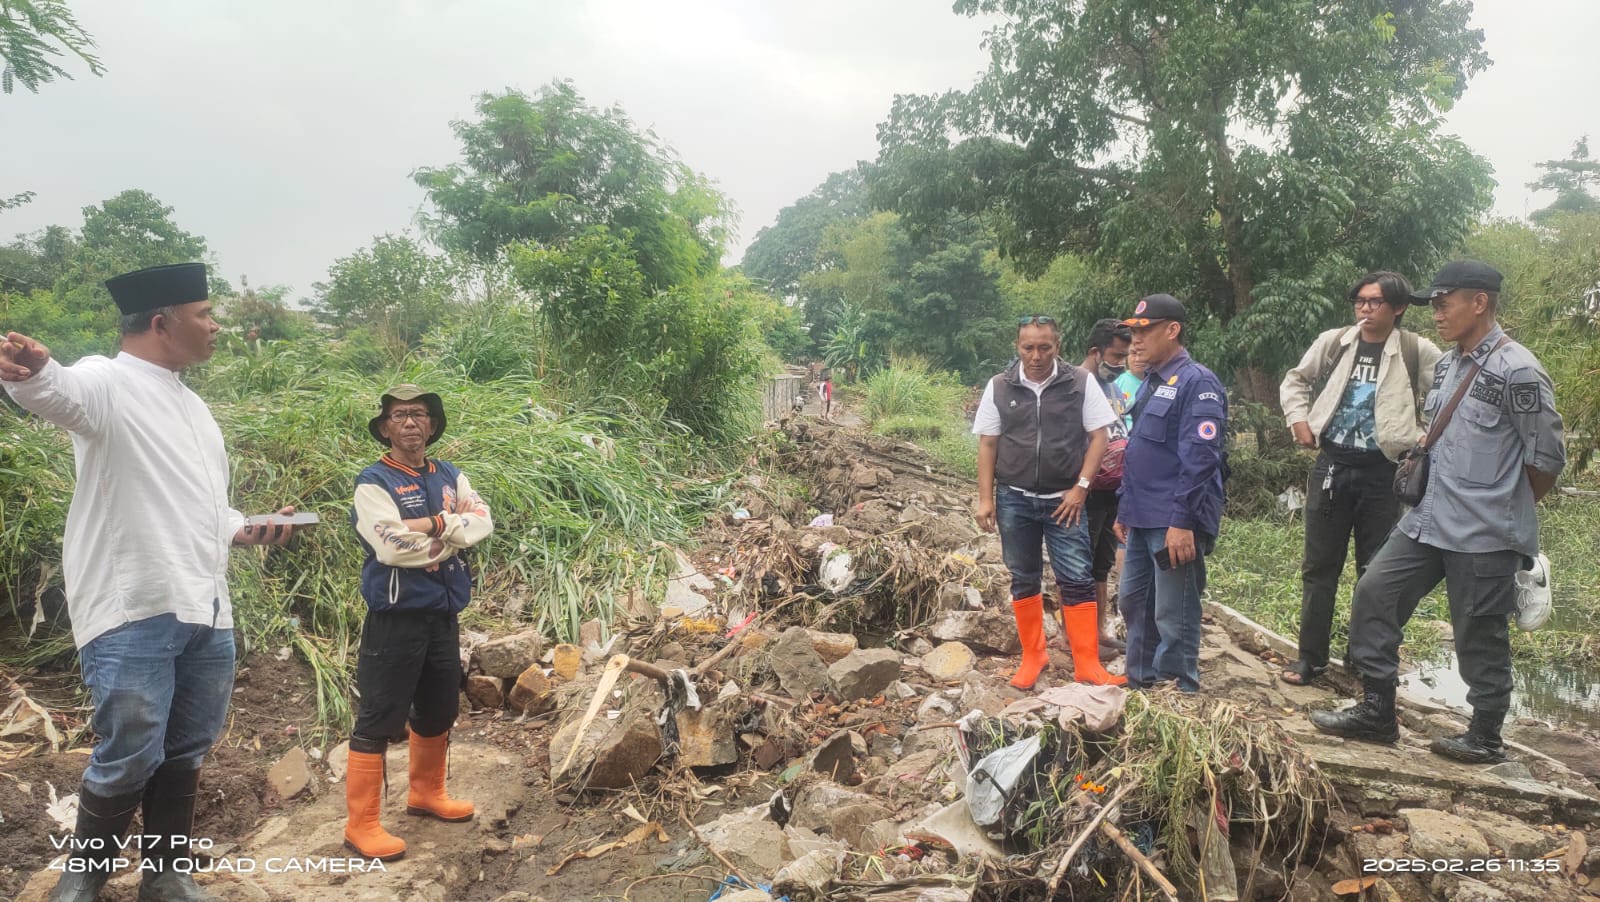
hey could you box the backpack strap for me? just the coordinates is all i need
[1399,329,1423,419]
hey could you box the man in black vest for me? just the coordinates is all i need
[973,315,1124,688]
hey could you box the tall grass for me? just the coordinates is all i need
[2,342,737,737]
[862,354,964,423]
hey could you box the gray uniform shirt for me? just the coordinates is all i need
[1399,324,1565,556]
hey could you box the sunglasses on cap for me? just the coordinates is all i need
[1018,315,1057,326]
[1123,317,1171,328]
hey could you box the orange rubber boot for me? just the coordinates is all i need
[344,751,406,861]
[406,729,475,822]
[1009,594,1050,689]
[1063,602,1127,686]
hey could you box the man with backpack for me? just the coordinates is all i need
[1312,261,1565,763]
[1278,272,1441,687]
[1079,318,1133,655]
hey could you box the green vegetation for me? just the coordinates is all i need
[3,346,729,737]
[861,356,978,477]
[1207,492,1600,667]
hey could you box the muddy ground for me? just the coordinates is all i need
[5,411,1600,902]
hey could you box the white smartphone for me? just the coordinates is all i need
[247,512,320,527]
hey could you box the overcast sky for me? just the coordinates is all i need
[3,0,1595,300]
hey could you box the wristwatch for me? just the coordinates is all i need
[1077,477,1092,490]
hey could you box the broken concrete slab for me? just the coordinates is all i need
[829,648,901,700]
[465,674,505,710]
[931,610,1020,655]
[771,846,846,900]
[473,629,544,679]
[267,747,311,800]
[771,626,832,699]
[790,783,877,835]
[676,698,741,769]
[507,666,555,716]
[550,643,582,681]
[920,642,976,683]
[1287,716,1600,823]
[806,630,859,665]
[1454,807,1552,860]
[1399,807,1491,861]
[825,802,895,848]
[807,729,866,783]
[936,583,984,613]
[549,702,662,790]
[696,804,790,879]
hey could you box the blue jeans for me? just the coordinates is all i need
[1120,527,1209,692]
[995,488,1096,603]
[77,611,235,795]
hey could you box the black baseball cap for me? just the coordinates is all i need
[1411,260,1503,301]
[1122,293,1187,327]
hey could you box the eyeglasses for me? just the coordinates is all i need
[1018,315,1057,326]
[387,410,431,422]
[1123,318,1170,329]
[1351,297,1386,309]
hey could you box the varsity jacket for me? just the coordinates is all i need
[351,454,493,613]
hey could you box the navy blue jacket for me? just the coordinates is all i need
[1117,351,1228,537]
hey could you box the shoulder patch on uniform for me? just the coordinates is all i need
[1470,371,1504,407]
[1197,420,1218,440]
[1510,382,1542,413]
[1154,385,1178,400]
[1198,391,1220,402]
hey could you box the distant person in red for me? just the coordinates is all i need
[818,371,834,421]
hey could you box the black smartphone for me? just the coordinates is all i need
[1155,547,1173,571]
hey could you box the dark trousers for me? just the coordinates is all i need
[1296,452,1399,668]
[1347,531,1520,713]
[995,488,1097,604]
[1086,490,1120,584]
[350,610,463,753]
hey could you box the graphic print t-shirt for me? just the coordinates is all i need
[1322,340,1384,460]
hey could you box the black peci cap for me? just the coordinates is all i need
[104,263,209,315]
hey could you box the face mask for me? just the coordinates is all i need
[1099,360,1126,380]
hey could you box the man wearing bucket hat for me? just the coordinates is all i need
[344,385,493,861]
[1113,294,1228,693]
[1,263,303,902]
[1313,261,1565,764]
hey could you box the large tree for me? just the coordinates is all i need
[1528,137,1600,225]
[311,234,459,358]
[873,0,1494,405]
[414,81,730,293]
[741,169,869,302]
[1,0,101,94]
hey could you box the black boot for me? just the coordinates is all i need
[1430,709,1508,764]
[47,784,143,902]
[137,763,216,902]
[1310,679,1399,744]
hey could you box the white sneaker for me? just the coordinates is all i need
[1515,552,1552,632]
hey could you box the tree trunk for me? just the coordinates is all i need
[1207,99,1282,423]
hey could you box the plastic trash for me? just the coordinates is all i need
[732,508,751,521]
[965,733,1042,829]
[809,513,834,528]
[819,550,854,593]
